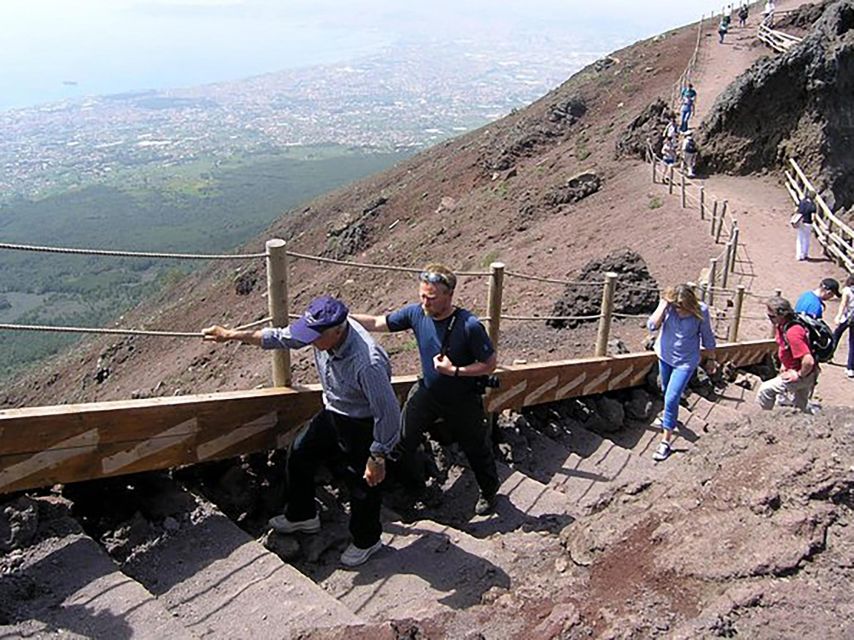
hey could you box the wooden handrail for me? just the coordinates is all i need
[786,159,854,273]
[0,340,776,494]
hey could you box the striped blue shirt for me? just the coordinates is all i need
[261,319,400,455]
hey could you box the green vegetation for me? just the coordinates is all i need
[0,146,410,378]
[648,195,663,209]
[481,249,501,268]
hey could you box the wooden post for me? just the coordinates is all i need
[266,238,291,387]
[699,186,706,220]
[594,272,618,357]
[729,223,740,274]
[680,171,687,208]
[728,285,746,342]
[711,200,719,237]
[715,200,728,244]
[668,165,675,195]
[708,258,718,306]
[651,149,657,183]
[722,240,733,289]
[486,261,505,350]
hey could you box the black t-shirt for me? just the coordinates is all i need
[798,197,817,224]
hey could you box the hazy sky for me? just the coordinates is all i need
[0,0,729,110]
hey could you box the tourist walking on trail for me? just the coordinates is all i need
[832,275,854,378]
[738,4,749,27]
[681,132,698,178]
[763,0,776,26]
[353,263,501,516]
[792,188,817,261]
[202,296,401,567]
[795,277,841,319]
[663,114,678,146]
[718,16,730,43]
[680,83,697,132]
[646,285,717,462]
[661,137,677,166]
[757,296,818,412]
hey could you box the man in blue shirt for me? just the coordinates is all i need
[680,84,697,132]
[203,296,400,567]
[353,263,500,516]
[794,278,841,319]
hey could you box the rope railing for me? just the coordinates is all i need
[503,270,605,287]
[0,316,273,339]
[0,241,266,261]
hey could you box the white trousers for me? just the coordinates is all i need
[796,223,811,260]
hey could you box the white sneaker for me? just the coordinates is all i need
[340,540,383,567]
[652,441,672,462]
[269,514,320,534]
[846,369,854,378]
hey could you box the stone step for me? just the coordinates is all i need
[0,497,195,639]
[686,392,744,425]
[319,518,518,622]
[120,494,362,638]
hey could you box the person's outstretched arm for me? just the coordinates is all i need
[351,313,390,332]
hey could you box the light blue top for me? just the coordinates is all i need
[647,302,716,370]
[261,318,400,455]
[794,290,824,319]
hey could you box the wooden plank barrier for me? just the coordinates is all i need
[0,340,776,494]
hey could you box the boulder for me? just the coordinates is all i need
[548,249,659,329]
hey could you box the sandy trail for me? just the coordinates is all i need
[686,2,852,406]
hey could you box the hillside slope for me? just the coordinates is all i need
[3,22,713,408]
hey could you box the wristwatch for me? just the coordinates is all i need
[369,453,386,465]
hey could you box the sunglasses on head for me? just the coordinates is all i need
[420,271,451,287]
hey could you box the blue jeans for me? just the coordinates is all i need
[680,107,692,132]
[659,360,695,430]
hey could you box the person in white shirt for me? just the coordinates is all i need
[833,275,854,377]
[681,132,698,178]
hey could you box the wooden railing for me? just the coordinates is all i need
[785,158,854,274]
[0,340,775,494]
[757,11,803,53]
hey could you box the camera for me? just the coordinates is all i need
[476,375,500,394]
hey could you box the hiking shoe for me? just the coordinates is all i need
[269,514,320,534]
[652,441,672,462]
[340,540,383,567]
[474,493,497,516]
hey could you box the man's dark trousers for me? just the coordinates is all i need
[286,410,381,548]
[396,382,499,499]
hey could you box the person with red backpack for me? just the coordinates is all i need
[757,296,818,412]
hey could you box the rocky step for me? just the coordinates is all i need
[318,518,521,623]
[118,490,362,638]
[0,496,195,639]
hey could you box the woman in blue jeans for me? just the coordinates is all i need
[647,284,717,461]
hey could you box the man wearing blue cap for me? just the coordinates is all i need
[202,296,400,567]
[353,262,500,516]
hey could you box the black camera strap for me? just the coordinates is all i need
[439,308,459,357]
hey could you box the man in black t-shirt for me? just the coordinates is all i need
[795,188,817,261]
[353,263,500,515]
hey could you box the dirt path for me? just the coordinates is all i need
[688,3,853,407]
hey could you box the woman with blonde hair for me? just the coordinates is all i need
[647,284,717,461]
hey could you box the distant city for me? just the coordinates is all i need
[0,35,610,202]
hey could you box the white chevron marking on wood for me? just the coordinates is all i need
[196,412,278,461]
[0,429,99,490]
[102,419,199,475]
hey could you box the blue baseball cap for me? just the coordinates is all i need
[291,296,349,343]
